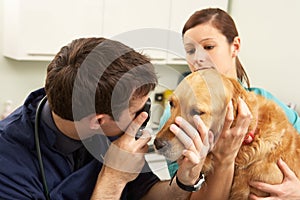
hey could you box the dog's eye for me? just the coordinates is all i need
[169,100,174,108]
[190,108,204,116]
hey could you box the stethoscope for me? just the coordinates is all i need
[34,96,50,200]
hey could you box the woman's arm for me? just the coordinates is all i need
[191,98,252,200]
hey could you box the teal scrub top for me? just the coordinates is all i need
[159,87,300,177]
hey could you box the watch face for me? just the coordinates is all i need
[194,173,205,189]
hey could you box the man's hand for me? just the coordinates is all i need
[91,112,151,199]
[104,111,151,182]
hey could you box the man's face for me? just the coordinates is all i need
[100,95,149,137]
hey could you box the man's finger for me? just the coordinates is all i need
[124,112,148,139]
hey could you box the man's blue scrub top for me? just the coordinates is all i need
[0,88,159,200]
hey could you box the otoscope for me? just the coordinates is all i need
[135,98,151,140]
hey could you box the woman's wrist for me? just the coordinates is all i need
[212,153,236,167]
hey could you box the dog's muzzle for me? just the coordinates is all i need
[153,138,168,150]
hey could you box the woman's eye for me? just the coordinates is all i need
[185,48,195,55]
[204,45,215,50]
[190,108,204,116]
[204,45,214,50]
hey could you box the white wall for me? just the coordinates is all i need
[1,1,300,115]
[0,1,48,114]
[229,0,300,113]
[0,1,189,117]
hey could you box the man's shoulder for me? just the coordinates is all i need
[0,116,36,178]
[0,97,37,162]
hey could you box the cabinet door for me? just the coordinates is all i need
[167,0,229,64]
[3,0,104,60]
[102,0,171,63]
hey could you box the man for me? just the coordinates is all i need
[0,38,207,199]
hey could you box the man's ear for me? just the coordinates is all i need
[89,114,111,130]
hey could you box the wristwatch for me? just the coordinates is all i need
[169,171,205,192]
[176,172,205,192]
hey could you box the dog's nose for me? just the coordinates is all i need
[154,138,167,150]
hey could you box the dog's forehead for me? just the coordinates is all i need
[174,70,214,98]
[174,69,227,109]
[174,72,211,106]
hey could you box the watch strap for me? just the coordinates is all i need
[169,170,205,192]
[176,172,205,192]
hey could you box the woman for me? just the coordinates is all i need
[162,8,300,199]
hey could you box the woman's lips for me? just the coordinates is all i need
[194,65,215,72]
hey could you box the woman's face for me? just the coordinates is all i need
[183,23,239,79]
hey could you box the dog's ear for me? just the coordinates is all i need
[225,78,246,122]
[226,78,258,130]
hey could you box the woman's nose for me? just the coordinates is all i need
[189,51,215,72]
[195,49,207,63]
[189,50,206,71]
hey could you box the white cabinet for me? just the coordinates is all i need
[3,0,228,63]
[106,0,228,65]
[103,0,171,63]
[3,0,104,61]
[102,0,171,37]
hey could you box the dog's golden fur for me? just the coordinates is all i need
[154,69,300,199]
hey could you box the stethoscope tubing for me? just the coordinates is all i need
[34,96,50,200]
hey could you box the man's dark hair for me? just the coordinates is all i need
[45,37,157,121]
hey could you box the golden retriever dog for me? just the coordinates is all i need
[154,68,300,199]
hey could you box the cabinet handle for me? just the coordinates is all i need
[171,58,186,61]
[150,58,166,61]
[27,53,56,57]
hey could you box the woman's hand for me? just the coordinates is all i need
[169,115,212,185]
[249,158,300,200]
[212,98,252,165]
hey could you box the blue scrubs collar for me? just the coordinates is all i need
[40,100,121,169]
[41,101,83,155]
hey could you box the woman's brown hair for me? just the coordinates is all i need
[182,8,250,87]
